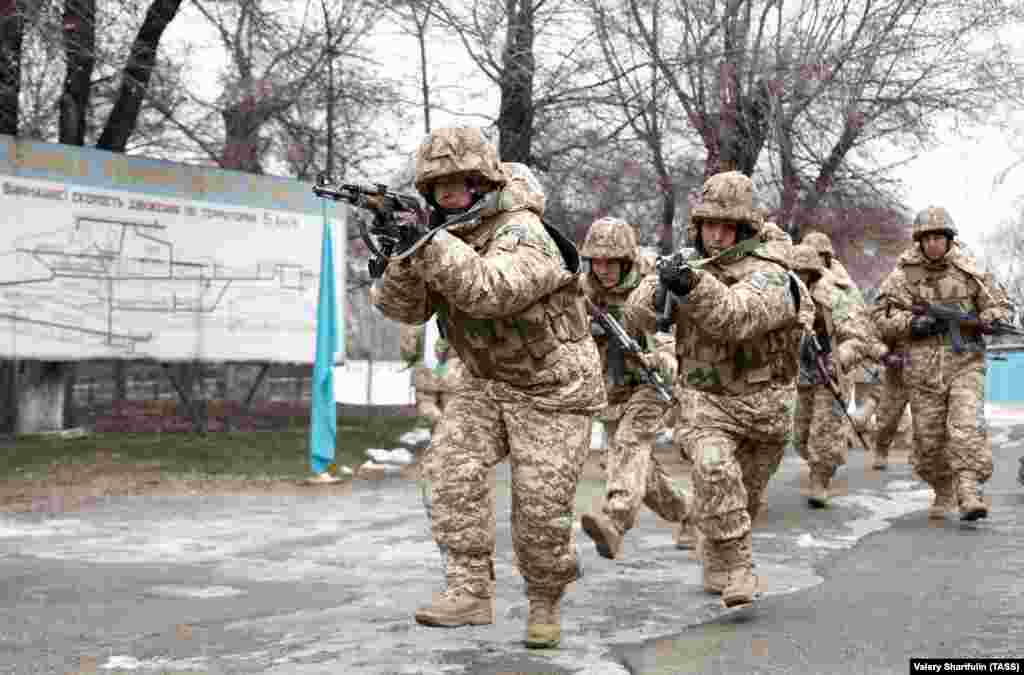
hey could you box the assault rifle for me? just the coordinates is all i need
[587,300,674,403]
[890,300,1024,353]
[312,173,496,279]
[312,175,427,278]
[806,334,874,452]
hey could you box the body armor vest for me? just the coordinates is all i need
[676,254,804,395]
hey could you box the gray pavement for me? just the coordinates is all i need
[2,421,1023,674]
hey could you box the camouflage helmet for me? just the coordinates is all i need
[581,216,637,261]
[790,244,825,274]
[912,206,957,242]
[690,171,763,232]
[801,231,835,256]
[414,127,506,198]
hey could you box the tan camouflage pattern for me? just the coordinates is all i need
[829,258,854,286]
[796,272,883,475]
[873,242,1011,489]
[790,244,825,273]
[625,239,811,544]
[580,216,639,261]
[601,387,690,530]
[690,171,763,230]
[582,253,664,411]
[578,222,689,531]
[801,231,835,256]
[869,365,913,458]
[912,206,957,241]
[414,126,506,197]
[372,172,604,413]
[794,384,846,476]
[399,323,465,427]
[373,146,603,600]
[627,242,813,398]
[422,391,592,596]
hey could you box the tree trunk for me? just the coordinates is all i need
[58,0,97,146]
[0,0,25,136]
[0,359,17,434]
[220,105,264,173]
[497,0,535,164]
[96,0,185,152]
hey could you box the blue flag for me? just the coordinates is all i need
[309,212,339,475]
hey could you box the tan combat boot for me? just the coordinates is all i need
[415,556,494,627]
[414,586,494,627]
[807,469,830,508]
[721,534,760,608]
[956,472,988,521]
[928,480,956,519]
[524,587,563,649]
[580,511,624,560]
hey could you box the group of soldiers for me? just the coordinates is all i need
[369,126,1013,649]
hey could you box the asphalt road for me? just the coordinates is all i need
[1,418,1022,674]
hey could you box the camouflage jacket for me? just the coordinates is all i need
[371,166,605,412]
[627,238,814,396]
[873,243,1011,389]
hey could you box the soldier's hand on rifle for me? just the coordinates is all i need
[656,252,697,297]
[590,319,606,338]
[909,315,943,339]
[978,319,997,335]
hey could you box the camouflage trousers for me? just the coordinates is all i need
[421,391,592,597]
[908,363,993,490]
[794,384,848,478]
[600,386,690,531]
[871,367,912,459]
[683,386,792,543]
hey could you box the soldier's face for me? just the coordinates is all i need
[921,233,950,260]
[433,174,474,209]
[700,220,738,255]
[591,258,623,288]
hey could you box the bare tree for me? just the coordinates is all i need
[978,209,1024,319]
[0,0,27,136]
[144,0,395,180]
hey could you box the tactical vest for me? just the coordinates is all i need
[901,257,984,345]
[435,213,591,385]
[676,251,804,395]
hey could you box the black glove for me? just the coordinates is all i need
[590,319,606,338]
[656,253,697,296]
[909,315,944,339]
[372,211,425,255]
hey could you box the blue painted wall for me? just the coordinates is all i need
[986,350,1024,403]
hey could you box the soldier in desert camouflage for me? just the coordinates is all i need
[789,244,888,507]
[371,127,604,648]
[627,171,813,608]
[574,216,693,560]
[873,206,1012,521]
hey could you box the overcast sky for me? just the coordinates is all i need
[163,5,1024,254]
